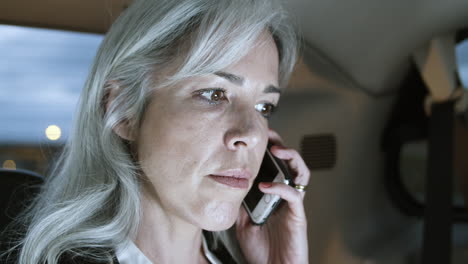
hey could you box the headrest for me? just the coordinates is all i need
[0,169,43,230]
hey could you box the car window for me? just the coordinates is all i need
[0,25,103,174]
[456,39,468,90]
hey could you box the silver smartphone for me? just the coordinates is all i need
[242,144,292,225]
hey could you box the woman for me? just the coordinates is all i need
[7,0,309,263]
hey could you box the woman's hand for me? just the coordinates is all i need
[236,129,310,264]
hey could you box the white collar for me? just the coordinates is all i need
[115,235,222,264]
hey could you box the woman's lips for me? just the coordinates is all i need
[208,175,249,189]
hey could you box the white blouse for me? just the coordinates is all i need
[115,235,222,264]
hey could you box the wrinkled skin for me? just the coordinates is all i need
[111,32,309,263]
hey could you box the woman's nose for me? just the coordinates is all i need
[223,116,263,151]
[224,127,261,151]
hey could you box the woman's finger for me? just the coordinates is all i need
[259,182,306,220]
[269,146,310,186]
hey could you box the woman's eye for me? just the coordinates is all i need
[196,89,276,117]
[255,103,277,118]
[197,88,227,104]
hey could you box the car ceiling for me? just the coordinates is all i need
[286,0,468,96]
[2,0,468,95]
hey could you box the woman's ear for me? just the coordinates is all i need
[103,81,136,141]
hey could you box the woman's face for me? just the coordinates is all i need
[135,33,280,230]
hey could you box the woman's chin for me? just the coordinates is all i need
[198,201,240,231]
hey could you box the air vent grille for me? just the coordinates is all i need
[300,134,336,170]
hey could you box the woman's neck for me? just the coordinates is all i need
[133,190,209,264]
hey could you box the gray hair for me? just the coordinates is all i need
[13,0,298,263]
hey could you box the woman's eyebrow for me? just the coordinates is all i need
[214,71,281,94]
[264,85,281,94]
[214,71,244,85]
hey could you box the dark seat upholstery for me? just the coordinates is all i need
[0,168,43,231]
[0,168,43,262]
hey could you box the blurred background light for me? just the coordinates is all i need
[2,159,16,170]
[45,125,61,141]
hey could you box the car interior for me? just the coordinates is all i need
[1,0,468,263]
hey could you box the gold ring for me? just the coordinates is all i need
[294,184,307,192]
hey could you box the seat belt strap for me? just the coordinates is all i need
[413,34,457,264]
[421,100,454,264]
